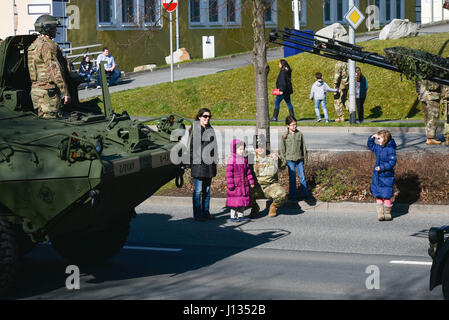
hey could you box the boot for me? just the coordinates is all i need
[426,138,442,145]
[376,204,384,221]
[383,205,392,221]
[270,109,279,121]
[268,203,277,217]
[250,202,260,218]
[444,137,449,146]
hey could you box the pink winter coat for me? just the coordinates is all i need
[226,139,255,208]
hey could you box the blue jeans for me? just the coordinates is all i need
[314,99,329,121]
[287,160,309,200]
[274,93,294,113]
[80,69,96,88]
[193,178,212,219]
[97,68,121,86]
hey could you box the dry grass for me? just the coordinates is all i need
[158,151,449,205]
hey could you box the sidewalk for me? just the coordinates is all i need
[145,196,449,215]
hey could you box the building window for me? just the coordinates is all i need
[189,0,241,28]
[122,0,135,23]
[209,0,219,23]
[143,0,161,25]
[97,0,162,30]
[190,0,200,23]
[263,0,277,25]
[99,0,112,23]
[227,0,236,22]
[372,0,404,24]
[323,0,360,24]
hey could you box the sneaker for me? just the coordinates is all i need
[317,118,322,122]
[325,120,329,123]
[203,215,215,220]
[96,85,101,89]
[238,216,249,221]
[230,218,241,222]
[270,117,278,122]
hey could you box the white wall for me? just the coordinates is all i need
[421,0,449,23]
[0,0,52,40]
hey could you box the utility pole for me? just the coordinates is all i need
[348,0,357,124]
[292,0,300,29]
[176,6,179,50]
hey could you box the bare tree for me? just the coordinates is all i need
[252,0,271,151]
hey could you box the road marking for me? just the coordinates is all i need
[123,245,182,252]
[389,260,432,266]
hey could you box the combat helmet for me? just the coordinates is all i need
[34,14,60,36]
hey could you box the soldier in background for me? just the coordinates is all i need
[418,80,442,145]
[441,85,449,146]
[333,60,349,122]
[27,15,70,118]
[250,137,288,218]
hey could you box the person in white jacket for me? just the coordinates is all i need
[310,72,337,122]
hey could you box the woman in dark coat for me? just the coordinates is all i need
[367,130,397,221]
[189,108,218,221]
[271,59,294,121]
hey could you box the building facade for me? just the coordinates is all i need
[0,0,71,48]
[3,1,417,72]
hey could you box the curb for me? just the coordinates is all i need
[143,196,449,215]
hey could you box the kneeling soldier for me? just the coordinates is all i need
[250,139,288,218]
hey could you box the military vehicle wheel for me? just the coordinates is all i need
[442,257,449,300]
[0,217,18,296]
[13,225,36,256]
[51,218,130,266]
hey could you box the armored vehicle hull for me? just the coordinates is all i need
[0,35,189,294]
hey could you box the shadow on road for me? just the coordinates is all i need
[5,208,290,299]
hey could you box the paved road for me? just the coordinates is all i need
[6,200,449,300]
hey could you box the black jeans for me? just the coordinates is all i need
[356,97,366,122]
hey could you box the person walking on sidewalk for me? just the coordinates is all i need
[271,59,295,121]
[309,72,337,123]
[367,130,397,221]
[189,108,218,222]
[250,137,288,218]
[226,140,255,222]
[355,66,369,123]
[279,116,311,203]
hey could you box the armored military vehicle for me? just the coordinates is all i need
[0,35,189,294]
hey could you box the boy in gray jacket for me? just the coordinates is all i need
[310,72,337,122]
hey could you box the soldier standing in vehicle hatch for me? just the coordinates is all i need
[27,15,70,119]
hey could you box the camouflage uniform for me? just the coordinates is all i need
[441,85,449,142]
[250,154,287,209]
[333,61,349,117]
[419,80,441,139]
[27,34,69,118]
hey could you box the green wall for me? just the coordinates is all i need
[67,0,416,72]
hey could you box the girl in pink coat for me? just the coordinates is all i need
[226,139,255,222]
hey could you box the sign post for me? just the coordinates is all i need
[162,0,178,83]
[344,3,365,125]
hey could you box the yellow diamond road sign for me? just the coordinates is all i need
[345,5,365,30]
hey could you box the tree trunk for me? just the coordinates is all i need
[252,0,271,152]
